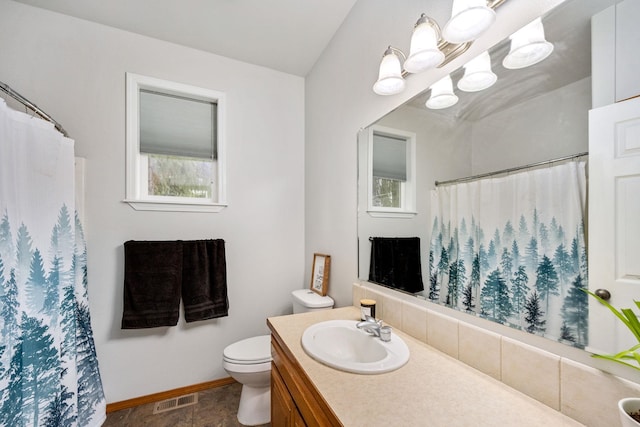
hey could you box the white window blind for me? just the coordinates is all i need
[372,133,407,181]
[139,90,216,159]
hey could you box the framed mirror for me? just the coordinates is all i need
[357,0,619,347]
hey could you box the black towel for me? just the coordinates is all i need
[122,239,229,329]
[182,239,229,322]
[122,240,183,328]
[369,237,424,293]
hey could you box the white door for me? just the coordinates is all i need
[588,96,640,355]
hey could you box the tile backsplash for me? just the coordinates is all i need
[353,282,640,427]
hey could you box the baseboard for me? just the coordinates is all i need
[105,377,237,413]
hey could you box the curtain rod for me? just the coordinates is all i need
[0,80,69,137]
[435,151,589,187]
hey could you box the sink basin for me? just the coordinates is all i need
[301,319,409,374]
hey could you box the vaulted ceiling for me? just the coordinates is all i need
[12,0,358,76]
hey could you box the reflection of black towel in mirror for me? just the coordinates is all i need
[369,237,424,293]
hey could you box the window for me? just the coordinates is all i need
[125,73,226,212]
[367,125,416,217]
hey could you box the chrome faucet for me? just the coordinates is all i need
[356,315,383,337]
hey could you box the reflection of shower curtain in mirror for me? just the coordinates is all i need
[429,160,588,348]
[0,100,106,426]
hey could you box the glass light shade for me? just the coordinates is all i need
[404,15,445,74]
[426,75,458,109]
[457,51,497,92]
[442,0,496,43]
[502,17,554,69]
[373,49,406,95]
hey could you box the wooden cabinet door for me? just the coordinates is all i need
[272,364,294,426]
[272,362,307,427]
[292,408,306,427]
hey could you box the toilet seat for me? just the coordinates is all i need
[223,335,271,365]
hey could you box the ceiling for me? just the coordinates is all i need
[12,0,358,77]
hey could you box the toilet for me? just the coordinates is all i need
[223,289,334,426]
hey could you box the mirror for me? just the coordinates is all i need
[358,0,615,306]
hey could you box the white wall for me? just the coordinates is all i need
[0,0,305,403]
[592,0,640,107]
[471,77,591,174]
[614,0,640,102]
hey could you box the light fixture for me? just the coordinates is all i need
[373,1,510,96]
[372,1,538,98]
[502,17,554,69]
[404,14,445,74]
[442,0,496,43]
[457,51,497,92]
[372,46,406,96]
[426,75,459,109]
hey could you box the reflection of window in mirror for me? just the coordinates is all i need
[368,125,416,217]
[125,73,227,212]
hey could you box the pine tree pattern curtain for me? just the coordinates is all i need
[429,160,588,348]
[0,99,106,426]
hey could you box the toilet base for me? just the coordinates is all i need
[237,384,270,426]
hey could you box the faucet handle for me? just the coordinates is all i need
[380,325,392,342]
[364,314,382,325]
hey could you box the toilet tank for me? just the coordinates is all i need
[291,289,334,314]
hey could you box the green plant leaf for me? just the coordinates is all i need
[622,308,640,337]
[581,289,640,370]
[592,354,640,371]
[628,343,640,353]
[582,289,640,342]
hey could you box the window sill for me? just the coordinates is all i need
[367,210,417,219]
[123,199,228,213]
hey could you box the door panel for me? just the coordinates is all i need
[588,96,640,354]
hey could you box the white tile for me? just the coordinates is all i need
[381,294,403,329]
[352,283,365,307]
[426,310,459,359]
[561,358,640,427]
[459,323,501,380]
[401,301,427,343]
[501,337,560,410]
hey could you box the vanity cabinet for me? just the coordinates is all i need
[269,328,341,427]
[268,308,586,426]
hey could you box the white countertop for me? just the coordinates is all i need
[268,306,584,427]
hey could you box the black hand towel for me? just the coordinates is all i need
[122,240,183,329]
[182,239,229,322]
[369,237,424,293]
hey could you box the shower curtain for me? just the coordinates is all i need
[0,100,105,426]
[429,160,588,348]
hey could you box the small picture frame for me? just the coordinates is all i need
[310,253,331,296]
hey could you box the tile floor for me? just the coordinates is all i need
[103,382,271,427]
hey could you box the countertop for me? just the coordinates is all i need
[267,306,584,427]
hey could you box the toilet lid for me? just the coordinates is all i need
[223,335,272,364]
